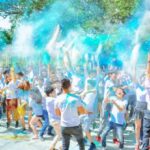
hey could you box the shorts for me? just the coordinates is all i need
[50,120,60,126]
[6,99,18,111]
[134,101,147,120]
[17,102,27,117]
[80,114,96,132]
[134,108,144,120]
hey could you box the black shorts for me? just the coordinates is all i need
[134,101,147,120]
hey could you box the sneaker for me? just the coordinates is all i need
[96,136,102,142]
[39,136,44,141]
[47,131,54,136]
[47,126,54,136]
[22,127,26,130]
[15,121,19,128]
[83,138,88,144]
[113,138,120,145]
[89,143,96,150]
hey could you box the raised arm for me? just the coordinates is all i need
[104,97,125,112]
[10,67,16,82]
[46,25,61,52]
[64,50,73,71]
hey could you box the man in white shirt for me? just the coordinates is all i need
[55,78,86,150]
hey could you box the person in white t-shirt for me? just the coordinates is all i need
[101,87,127,150]
[45,86,61,150]
[55,78,87,150]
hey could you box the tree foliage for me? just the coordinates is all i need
[0,0,141,47]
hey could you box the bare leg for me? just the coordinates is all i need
[20,116,26,129]
[135,119,141,146]
[30,116,41,139]
[28,110,32,129]
[86,131,93,143]
[50,122,61,150]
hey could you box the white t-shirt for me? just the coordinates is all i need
[55,93,85,127]
[136,85,147,102]
[5,81,18,99]
[83,92,97,113]
[46,97,60,122]
[110,96,127,125]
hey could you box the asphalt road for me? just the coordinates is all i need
[0,118,135,150]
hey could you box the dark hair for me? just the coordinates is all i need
[3,69,10,75]
[17,72,24,77]
[45,86,54,96]
[61,78,71,89]
[116,87,126,95]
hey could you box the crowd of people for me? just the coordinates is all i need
[0,53,149,150]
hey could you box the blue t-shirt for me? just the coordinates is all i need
[29,100,43,116]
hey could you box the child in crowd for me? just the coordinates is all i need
[96,71,119,144]
[101,87,127,150]
[45,86,61,150]
[29,87,43,139]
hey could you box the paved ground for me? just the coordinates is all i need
[0,117,135,150]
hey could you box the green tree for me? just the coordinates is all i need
[0,0,141,47]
